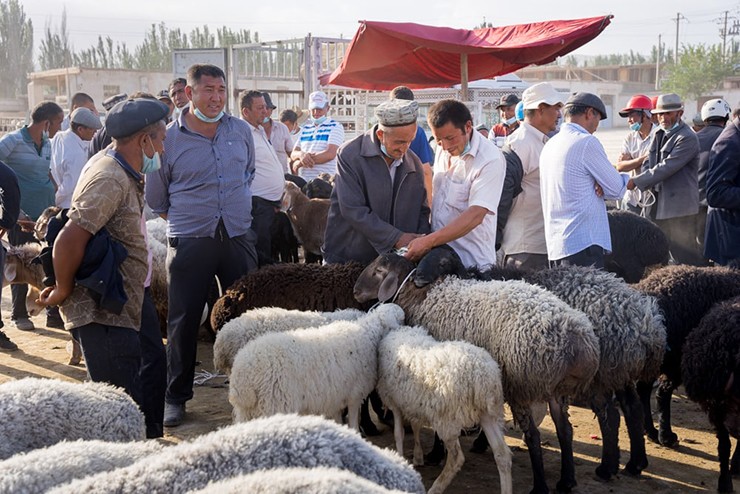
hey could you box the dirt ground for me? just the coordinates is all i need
[0,294,727,494]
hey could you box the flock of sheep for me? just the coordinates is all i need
[2,184,740,493]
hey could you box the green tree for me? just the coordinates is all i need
[663,43,733,100]
[0,0,33,98]
[39,7,73,70]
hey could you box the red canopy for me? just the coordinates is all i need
[320,16,613,90]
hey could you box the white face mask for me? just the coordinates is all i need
[193,106,224,123]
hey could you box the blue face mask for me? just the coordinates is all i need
[380,143,390,157]
[462,140,471,155]
[669,122,679,132]
[193,106,224,123]
[630,122,642,132]
[141,140,161,174]
[504,116,517,126]
[310,115,327,126]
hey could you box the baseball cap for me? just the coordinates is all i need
[522,83,565,110]
[70,107,102,130]
[565,92,608,120]
[308,91,329,110]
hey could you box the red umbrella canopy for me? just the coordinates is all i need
[320,16,613,90]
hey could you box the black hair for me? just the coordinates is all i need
[427,99,471,132]
[30,102,64,124]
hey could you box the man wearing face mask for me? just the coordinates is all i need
[0,101,64,331]
[37,98,170,414]
[489,93,521,142]
[240,90,285,266]
[405,99,505,269]
[627,93,701,265]
[323,99,430,264]
[290,91,345,181]
[146,64,258,428]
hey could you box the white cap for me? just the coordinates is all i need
[522,82,565,110]
[308,91,329,110]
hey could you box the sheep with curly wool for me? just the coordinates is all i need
[439,256,665,480]
[636,264,740,448]
[210,261,370,331]
[49,414,425,494]
[0,439,163,494]
[354,250,599,494]
[681,296,740,493]
[605,209,670,283]
[188,466,409,494]
[377,325,512,494]
[228,304,404,429]
[0,378,145,460]
[213,306,365,374]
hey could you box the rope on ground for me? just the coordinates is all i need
[193,369,227,386]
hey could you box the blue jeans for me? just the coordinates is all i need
[71,323,143,408]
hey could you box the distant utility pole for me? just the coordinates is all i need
[656,34,662,91]
[674,12,687,64]
[717,10,740,62]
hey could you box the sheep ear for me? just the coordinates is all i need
[377,272,400,303]
[4,262,15,283]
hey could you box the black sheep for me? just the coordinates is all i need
[636,265,740,447]
[682,296,740,493]
[605,209,670,283]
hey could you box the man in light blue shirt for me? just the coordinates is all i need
[540,92,630,268]
[145,64,258,428]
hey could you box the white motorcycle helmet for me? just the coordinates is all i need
[701,98,732,122]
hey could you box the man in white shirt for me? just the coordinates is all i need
[240,90,286,267]
[51,107,102,209]
[60,93,97,132]
[261,92,293,174]
[290,91,345,181]
[540,93,630,268]
[501,82,564,269]
[405,99,505,269]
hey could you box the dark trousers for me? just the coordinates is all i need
[250,196,280,267]
[550,245,605,269]
[655,214,705,266]
[71,323,143,407]
[140,288,166,437]
[165,227,258,405]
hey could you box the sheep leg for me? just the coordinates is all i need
[591,393,621,480]
[412,423,424,466]
[359,399,381,436]
[636,379,659,443]
[428,434,465,494]
[616,385,649,476]
[717,424,734,493]
[391,407,405,458]
[548,397,577,493]
[480,412,513,494]
[655,380,679,447]
[512,404,550,494]
[731,439,740,475]
[347,403,360,432]
[424,433,446,466]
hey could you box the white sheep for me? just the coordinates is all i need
[0,439,163,494]
[145,216,167,245]
[354,252,600,494]
[0,378,145,459]
[213,306,365,374]
[228,304,404,429]
[188,466,409,494]
[50,413,425,494]
[378,325,512,494]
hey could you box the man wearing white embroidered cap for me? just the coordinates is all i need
[500,82,564,270]
[290,91,345,181]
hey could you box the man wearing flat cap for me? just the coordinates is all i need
[490,93,521,140]
[38,98,170,415]
[51,107,102,210]
[323,98,430,264]
[627,92,702,265]
[540,92,630,268]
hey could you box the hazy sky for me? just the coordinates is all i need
[18,0,740,60]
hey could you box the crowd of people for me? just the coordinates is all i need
[0,63,738,441]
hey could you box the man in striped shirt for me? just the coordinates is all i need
[289,91,345,181]
[540,92,630,269]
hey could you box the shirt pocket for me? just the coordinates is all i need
[444,180,470,210]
